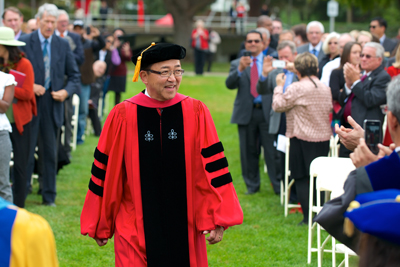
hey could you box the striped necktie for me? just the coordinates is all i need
[43,39,51,90]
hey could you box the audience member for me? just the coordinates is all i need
[386,44,400,77]
[292,24,308,47]
[191,20,209,75]
[0,70,15,203]
[349,29,359,40]
[260,4,270,16]
[25,19,38,33]
[320,32,329,43]
[278,30,295,43]
[226,30,280,195]
[19,3,81,206]
[297,21,326,62]
[257,15,278,49]
[272,19,283,35]
[206,28,221,72]
[107,28,132,105]
[315,75,400,252]
[2,7,24,39]
[272,52,332,225]
[320,33,354,86]
[0,196,59,266]
[257,41,299,199]
[99,0,108,31]
[228,0,237,34]
[318,31,340,78]
[369,17,397,55]
[357,30,373,48]
[337,42,390,157]
[0,27,36,208]
[73,21,105,144]
[88,60,107,136]
[236,2,246,35]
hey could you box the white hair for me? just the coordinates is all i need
[306,21,324,34]
[322,31,340,54]
[364,42,384,58]
[387,75,400,123]
[57,9,69,21]
[36,3,59,19]
[256,27,270,40]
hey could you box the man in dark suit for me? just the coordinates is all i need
[2,7,25,39]
[237,27,277,59]
[314,75,400,252]
[226,30,279,195]
[296,21,326,62]
[56,9,84,157]
[369,17,398,55]
[338,42,391,157]
[257,41,298,192]
[19,3,80,206]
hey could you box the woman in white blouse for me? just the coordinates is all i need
[0,71,15,202]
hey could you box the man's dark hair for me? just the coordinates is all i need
[2,7,23,19]
[273,18,282,23]
[246,30,263,41]
[371,17,387,29]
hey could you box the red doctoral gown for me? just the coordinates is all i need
[81,92,243,267]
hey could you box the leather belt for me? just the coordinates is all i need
[253,103,262,109]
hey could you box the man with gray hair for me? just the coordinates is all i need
[19,3,80,206]
[337,42,391,157]
[257,40,298,199]
[314,75,400,252]
[296,21,325,61]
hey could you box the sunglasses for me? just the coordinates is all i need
[328,42,338,45]
[369,25,377,29]
[360,54,377,59]
[246,39,261,44]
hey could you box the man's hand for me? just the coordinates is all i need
[238,55,251,72]
[94,238,108,246]
[33,84,46,96]
[276,73,286,87]
[335,116,364,151]
[350,139,395,168]
[261,56,275,77]
[343,63,361,88]
[285,62,296,73]
[203,225,224,245]
[51,89,69,102]
[90,26,100,38]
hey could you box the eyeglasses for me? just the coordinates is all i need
[360,54,377,59]
[369,25,377,29]
[146,69,185,78]
[246,39,261,44]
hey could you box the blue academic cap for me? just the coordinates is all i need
[344,189,400,246]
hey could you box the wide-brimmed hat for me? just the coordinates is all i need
[0,27,26,46]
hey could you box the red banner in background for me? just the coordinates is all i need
[137,0,145,26]
[75,0,92,15]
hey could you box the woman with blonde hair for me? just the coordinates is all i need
[319,31,340,78]
[387,44,400,77]
[272,52,332,225]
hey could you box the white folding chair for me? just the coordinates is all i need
[307,157,356,266]
[283,138,301,216]
[71,94,80,151]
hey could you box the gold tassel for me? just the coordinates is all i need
[343,201,360,237]
[132,42,156,82]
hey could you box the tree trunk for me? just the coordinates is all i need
[346,6,353,23]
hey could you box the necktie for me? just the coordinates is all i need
[60,32,64,38]
[312,49,317,56]
[43,39,51,90]
[343,74,367,122]
[250,58,259,98]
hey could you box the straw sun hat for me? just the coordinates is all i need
[0,27,26,46]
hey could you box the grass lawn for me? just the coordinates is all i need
[25,73,358,266]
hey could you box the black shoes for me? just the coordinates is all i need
[42,202,56,207]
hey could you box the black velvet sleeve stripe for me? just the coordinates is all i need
[205,157,228,173]
[201,142,224,158]
[211,172,233,188]
[91,163,106,181]
[89,179,104,197]
[94,147,109,166]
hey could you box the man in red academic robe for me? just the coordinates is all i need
[80,42,243,267]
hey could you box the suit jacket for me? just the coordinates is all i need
[19,31,81,127]
[67,31,85,66]
[338,64,390,127]
[256,68,298,134]
[225,57,271,125]
[297,42,326,62]
[382,37,397,54]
